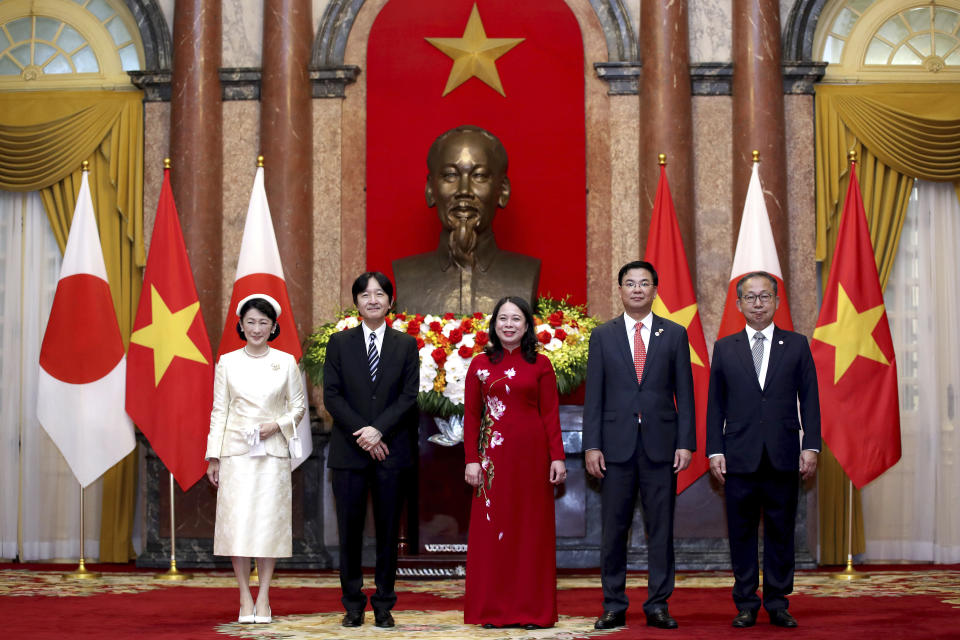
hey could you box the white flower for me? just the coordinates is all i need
[391,318,406,331]
[335,316,360,331]
[535,323,551,334]
[505,368,516,379]
[485,499,491,507]
[485,396,506,421]
[442,354,468,405]
[476,368,490,382]
[544,338,564,352]
[419,364,437,393]
[490,431,503,447]
[422,314,441,327]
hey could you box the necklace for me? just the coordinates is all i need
[243,346,269,358]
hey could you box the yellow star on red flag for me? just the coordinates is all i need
[652,298,705,367]
[130,285,208,386]
[425,3,524,96]
[812,283,889,383]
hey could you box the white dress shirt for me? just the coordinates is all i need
[623,311,652,359]
[362,321,386,356]
[745,323,775,389]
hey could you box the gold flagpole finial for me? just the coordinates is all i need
[257,155,265,168]
[848,149,857,165]
[658,153,667,166]
[163,157,171,169]
[752,150,760,164]
[81,160,89,172]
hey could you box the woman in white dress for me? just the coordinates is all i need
[205,294,305,624]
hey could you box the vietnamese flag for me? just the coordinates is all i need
[643,162,710,494]
[37,167,135,488]
[218,163,312,469]
[126,163,214,491]
[716,161,793,338]
[811,161,900,488]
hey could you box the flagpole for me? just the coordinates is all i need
[63,484,100,580]
[831,152,869,582]
[156,471,191,580]
[833,473,868,580]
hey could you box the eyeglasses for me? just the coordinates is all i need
[740,293,774,304]
[622,280,654,290]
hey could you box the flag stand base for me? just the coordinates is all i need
[63,558,100,580]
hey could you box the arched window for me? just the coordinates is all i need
[814,0,960,81]
[0,0,143,89]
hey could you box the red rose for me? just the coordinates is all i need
[475,331,489,346]
[443,312,456,320]
[431,348,447,366]
[385,314,394,324]
[473,312,484,319]
[448,328,464,344]
[460,318,474,332]
[406,320,421,336]
[457,344,473,358]
[416,337,425,349]
[537,330,552,345]
[429,321,443,333]
[554,328,568,342]
[396,313,406,321]
[548,310,564,327]
[415,313,425,321]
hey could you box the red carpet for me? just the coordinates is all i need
[1,566,959,639]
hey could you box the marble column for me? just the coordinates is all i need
[261,0,314,339]
[732,0,789,278]
[170,0,223,346]
[639,0,695,278]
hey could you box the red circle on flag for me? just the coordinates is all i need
[39,274,125,384]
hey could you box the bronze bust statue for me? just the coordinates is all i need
[393,126,541,315]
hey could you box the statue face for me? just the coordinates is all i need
[426,131,510,238]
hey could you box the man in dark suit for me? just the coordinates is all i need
[584,260,696,630]
[323,271,419,629]
[706,271,820,629]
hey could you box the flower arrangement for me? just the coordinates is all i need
[302,297,597,419]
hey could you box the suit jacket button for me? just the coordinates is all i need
[372,394,377,400]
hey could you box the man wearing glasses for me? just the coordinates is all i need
[583,260,696,630]
[706,271,821,629]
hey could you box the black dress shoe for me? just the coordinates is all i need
[646,609,678,629]
[769,609,798,628]
[523,624,543,630]
[341,610,364,627]
[373,609,395,628]
[732,609,758,628]
[482,623,496,629]
[594,610,626,629]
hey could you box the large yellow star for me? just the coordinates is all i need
[652,298,705,367]
[812,283,890,384]
[425,4,524,97]
[130,285,208,386]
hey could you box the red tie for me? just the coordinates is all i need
[633,321,646,383]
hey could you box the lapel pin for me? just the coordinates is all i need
[778,340,783,345]
[655,328,664,337]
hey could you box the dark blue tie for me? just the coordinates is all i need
[368,332,379,383]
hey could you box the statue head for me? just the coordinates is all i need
[425,126,510,266]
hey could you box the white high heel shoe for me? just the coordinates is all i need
[254,606,272,624]
[238,608,256,624]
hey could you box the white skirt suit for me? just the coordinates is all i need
[205,347,305,557]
